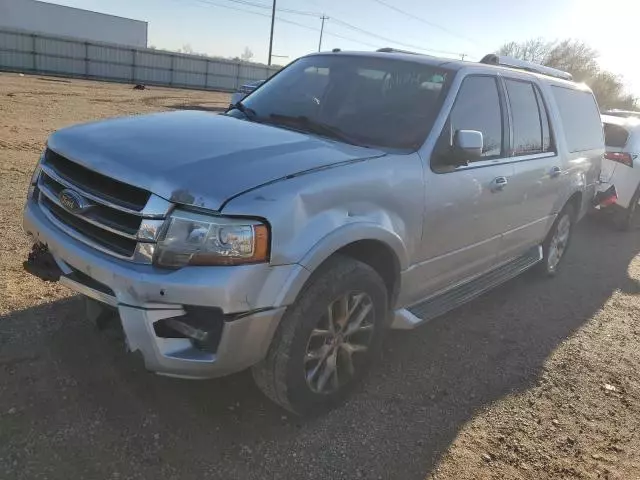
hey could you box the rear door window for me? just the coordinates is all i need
[447,75,503,159]
[551,86,603,152]
[505,79,545,155]
[603,123,629,148]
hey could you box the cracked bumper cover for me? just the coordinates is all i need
[23,200,310,379]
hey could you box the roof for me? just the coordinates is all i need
[308,50,583,88]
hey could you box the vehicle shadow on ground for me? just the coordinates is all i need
[1,218,639,479]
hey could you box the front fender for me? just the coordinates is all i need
[298,221,408,272]
[221,154,424,306]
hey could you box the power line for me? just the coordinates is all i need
[202,0,320,16]
[367,0,478,45]
[330,17,464,56]
[189,0,381,49]
[185,0,467,57]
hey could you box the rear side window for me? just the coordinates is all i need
[551,86,603,152]
[505,79,549,155]
[448,76,503,159]
[534,88,553,152]
[603,123,629,148]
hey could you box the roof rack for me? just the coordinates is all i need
[377,47,421,56]
[480,54,573,81]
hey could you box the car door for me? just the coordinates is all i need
[499,78,562,259]
[402,74,518,304]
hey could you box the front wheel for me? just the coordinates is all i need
[539,204,575,276]
[252,255,388,416]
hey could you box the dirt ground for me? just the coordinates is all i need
[1,73,639,480]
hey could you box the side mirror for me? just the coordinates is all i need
[452,129,483,163]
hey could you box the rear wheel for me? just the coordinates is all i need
[252,255,388,416]
[539,204,575,276]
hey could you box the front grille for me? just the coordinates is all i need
[44,149,150,211]
[37,148,171,262]
[42,195,138,257]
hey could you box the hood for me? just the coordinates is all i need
[47,111,383,211]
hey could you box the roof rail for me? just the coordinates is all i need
[377,47,421,55]
[480,54,573,81]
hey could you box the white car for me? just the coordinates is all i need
[600,114,640,229]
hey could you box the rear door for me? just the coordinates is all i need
[407,75,517,301]
[499,78,561,258]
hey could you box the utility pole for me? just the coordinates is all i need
[268,0,276,65]
[318,15,328,52]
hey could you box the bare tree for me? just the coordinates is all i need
[498,38,637,110]
[240,47,254,62]
[178,44,194,54]
[499,38,549,64]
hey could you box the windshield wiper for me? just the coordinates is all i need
[267,114,366,147]
[228,101,257,120]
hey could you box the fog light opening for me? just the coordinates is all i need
[153,306,225,353]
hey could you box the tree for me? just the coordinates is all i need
[178,44,194,54]
[240,47,254,62]
[497,39,637,110]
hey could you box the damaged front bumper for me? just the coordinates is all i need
[22,201,308,379]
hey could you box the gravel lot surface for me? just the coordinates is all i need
[1,73,639,480]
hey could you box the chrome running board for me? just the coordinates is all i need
[392,246,542,329]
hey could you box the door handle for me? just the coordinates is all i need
[490,176,508,192]
[550,166,562,178]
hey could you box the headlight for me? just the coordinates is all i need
[154,210,269,267]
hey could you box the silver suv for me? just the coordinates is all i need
[23,50,603,415]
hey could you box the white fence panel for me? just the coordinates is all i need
[88,44,133,65]
[0,27,279,91]
[35,37,85,58]
[135,51,172,69]
[37,55,85,74]
[0,30,33,51]
[88,62,132,80]
[0,50,32,69]
[134,66,171,84]
[175,56,207,74]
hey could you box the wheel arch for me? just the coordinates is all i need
[277,225,406,309]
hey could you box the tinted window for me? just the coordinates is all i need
[448,76,503,158]
[534,87,553,152]
[505,80,543,155]
[603,123,629,148]
[551,86,603,152]
[237,55,452,150]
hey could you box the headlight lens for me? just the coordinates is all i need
[154,210,269,267]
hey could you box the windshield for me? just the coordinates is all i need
[234,54,452,150]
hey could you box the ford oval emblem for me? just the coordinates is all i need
[58,189,91,214]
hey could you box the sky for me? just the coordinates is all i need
[41,0,640,96]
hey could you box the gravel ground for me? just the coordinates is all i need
[1,73,639,480]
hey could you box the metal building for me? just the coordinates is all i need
[0,0,147,47]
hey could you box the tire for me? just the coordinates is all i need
[614,183,640,231]
[252,255,389,416]
[538,203,575,277]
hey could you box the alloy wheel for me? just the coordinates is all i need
[304,292,375,394]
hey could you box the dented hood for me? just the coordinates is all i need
[47,111,382,210]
